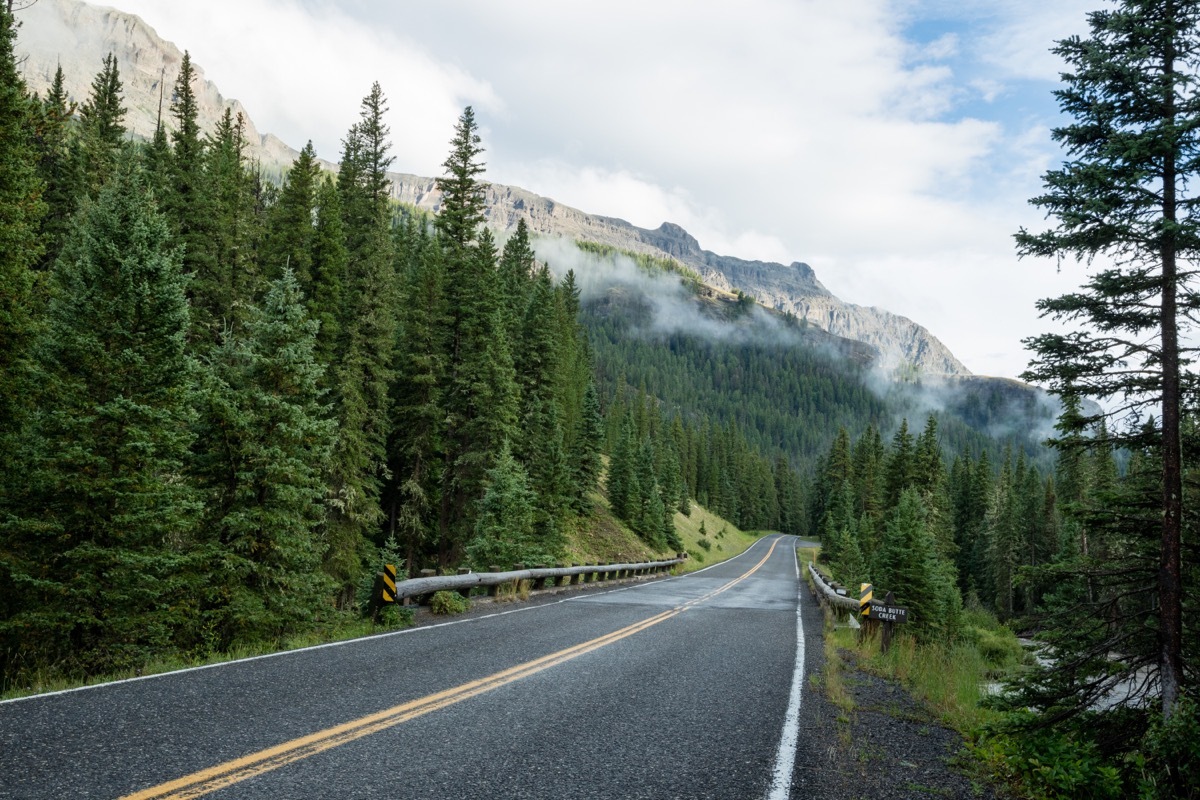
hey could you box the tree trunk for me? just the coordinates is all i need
[1158,24,1184,719]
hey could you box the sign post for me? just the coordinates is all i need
[858,583,876,642]
[869,591,909,654]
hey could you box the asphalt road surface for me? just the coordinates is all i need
[1,535,820,799]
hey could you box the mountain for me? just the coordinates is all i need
[16,0,969,378]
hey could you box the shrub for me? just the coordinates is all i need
[697,537,712,551]
[1138,695,1200,799]
[376,604,415,629]
[430,591,470,616]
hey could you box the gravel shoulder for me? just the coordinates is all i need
[791,587,1001,800]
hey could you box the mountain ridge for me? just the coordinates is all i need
[17,0,968,376]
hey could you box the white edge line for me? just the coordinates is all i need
[2,535,788,706]
[766,538,805,800]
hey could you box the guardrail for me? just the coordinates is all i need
[806,561,862,630]
[807,561,860,612]
[392,557,686,605]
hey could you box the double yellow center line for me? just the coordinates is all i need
[122,538,782,799]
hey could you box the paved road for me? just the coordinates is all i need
[0,535,818,799]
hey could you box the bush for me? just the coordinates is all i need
[376,604,415,629]
[697,537,712,551]
[978,721,1124,800]
[430,591,470,616]
[1138,695,1200,799]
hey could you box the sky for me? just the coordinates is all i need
[107,0,1102,380]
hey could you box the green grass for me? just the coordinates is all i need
[1,610,413,702]
[672,504,764,573]
[811,559,1029,794]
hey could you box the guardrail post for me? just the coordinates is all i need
[487,566,503,597]
[417,569,437,605]
[532,565,547,591]
[456,567,472,599]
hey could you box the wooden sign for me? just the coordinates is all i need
[867,601,908,623]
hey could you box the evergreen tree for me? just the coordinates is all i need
[435,106,486,253]
[309,175,346,374]
[34,64,79,269]
[204,108,262,333]
[498,218,534,340]
[884,418,915,509]
[466,442,545,570]
[266,141,320,289]
[566,379,604,509]
[873,489,962,642]
[165,51,219,345]
[0,3,43,444]
[387,215,445,573]
[17,156,197,676]
[434,109,519,565]
[323,84,398,600]
[607,414,639,522]
[1015,0,1200,717]
[0,6,46,675]
[77,52,126,195]
[190,269,335,648]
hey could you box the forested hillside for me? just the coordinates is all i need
[0,4,1066,690]
[0,7,628,683]
[0,5,1067,699]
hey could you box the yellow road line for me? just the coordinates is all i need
[121,538,783,799]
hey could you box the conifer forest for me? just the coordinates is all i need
[0,3,1198,795]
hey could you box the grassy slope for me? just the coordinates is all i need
[565,486,765,574]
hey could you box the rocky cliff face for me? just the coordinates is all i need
[391,174,967,374]
[18,0,970,377]
[16,0,298,176]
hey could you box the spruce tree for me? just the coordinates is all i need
[77,52,126,195]
[190,269,335,647]
[0,3,42,440]
[165,51,219,346]
[323,84,397,600]
[874,489,961,642]
[433,109,519,564]
[204,108,262,333]
[388,216,446,572]
[498,218,534,340]
[0,6,46,677]
[23,156,197,676]
[34,64,79,269]
[436,106,486,253]
[466,441,543,570]
[566,379,604,509]
[266,141,320,289]
[1015,0,1200,717]
[309,175,347,374]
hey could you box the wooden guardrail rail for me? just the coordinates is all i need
[391,557,686,605]
[807,561,860,612]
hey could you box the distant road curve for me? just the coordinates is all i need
[1,535,821,800]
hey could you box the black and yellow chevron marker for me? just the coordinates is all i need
[859,583,873,617]
[382,564,397,604]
